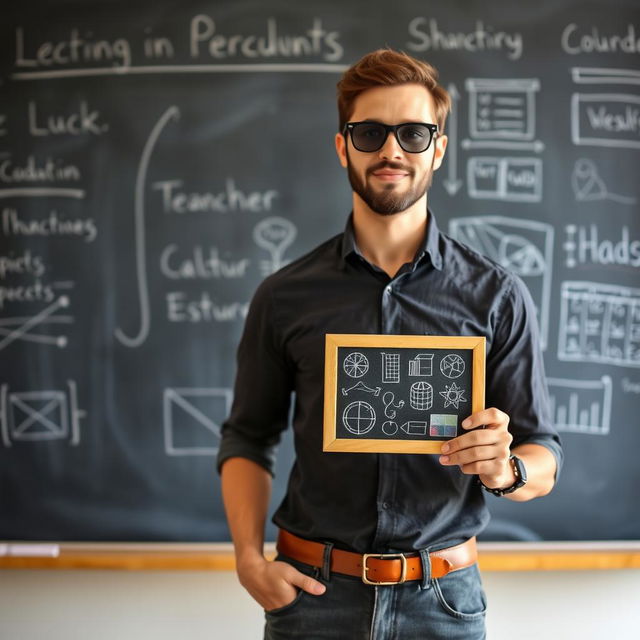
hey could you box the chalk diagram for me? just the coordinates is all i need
[440,354,465,379]
[115,106,180,348]
[448,216,554,350]
[254,217,297,276]
[381,352,401,383]
[0,295,72,351]
[341,382,380,396]
[408,354,434,376]
[343,352,369,378]
[430,414,458,438]
[547,376,612,436]
[400,421,428,436]
[163,387,232,455]
[467,157,542,202]
[570,67,640,149]
[571,158,636,205]
[558,281,640,368]
[383,391,404,419]
[439,382,467,409]
[342,401,376,435]
[410,381,433,410]
[382,420,399,436]
[0,381,84,447]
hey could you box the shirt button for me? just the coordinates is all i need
[382,502,391,510]
[385,285,392,294]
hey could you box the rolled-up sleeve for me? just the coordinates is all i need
[216,277,293,476]
[486,274,564,478]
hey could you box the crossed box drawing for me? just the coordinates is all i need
[0,380,84,447]
[163,387,232,455]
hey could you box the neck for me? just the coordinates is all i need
[352,194,429,278]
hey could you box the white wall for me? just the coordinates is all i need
[1,568,639,640]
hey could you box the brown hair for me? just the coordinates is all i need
[337,48,451,133]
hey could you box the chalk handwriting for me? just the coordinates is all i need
[28,100,109,137]
[190,16,343,62]
[160,244,250,279]
[564,225,640,268]
[2,208,97,243]
[166,292,249,323]
[0,155,81,184]
[562,23,640,55]
[407,19,523,60]
[153,178,278,214]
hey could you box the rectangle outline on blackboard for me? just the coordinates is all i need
[323,334,486,454]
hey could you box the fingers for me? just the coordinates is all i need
[460,407,509,431]
[288,566,326,596]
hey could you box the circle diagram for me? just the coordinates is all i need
[342,401,376,435]
[343,352,369,378]
[440,354,465,379]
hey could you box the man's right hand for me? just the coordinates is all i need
[237,556,326,612]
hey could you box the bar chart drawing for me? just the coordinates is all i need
[547,376,612,436]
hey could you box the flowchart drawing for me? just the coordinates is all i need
[381,352,401,383]
[439,382,467,409]
[343,352,369,378]
[467,157,542,202]
[448,215,554,350]
[558,281,640,367]
[440,354,466,379]
[408,354,434,376]
[410,381,433,410]
[163,387,231,455]
[547,376,612,436]
[0,381,84,447]
[254,216,297,276]
[463,78,543,151]
[342,401,376,435]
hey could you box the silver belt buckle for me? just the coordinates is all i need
[361,553,407,585]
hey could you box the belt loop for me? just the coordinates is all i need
[321,541,334,582]
[419,548,432,590]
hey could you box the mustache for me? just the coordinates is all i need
[366,161,414,176]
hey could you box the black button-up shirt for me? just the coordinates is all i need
[217,211,563,553]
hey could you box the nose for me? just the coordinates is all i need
[377,130,403,161]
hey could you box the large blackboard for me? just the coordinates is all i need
[1,0,639,543]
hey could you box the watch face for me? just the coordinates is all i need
[512,456,527,484]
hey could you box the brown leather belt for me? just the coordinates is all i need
[276,529,477,585]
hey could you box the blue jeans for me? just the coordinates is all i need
[264,552,487,639]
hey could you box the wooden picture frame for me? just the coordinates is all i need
[323,334,486,454]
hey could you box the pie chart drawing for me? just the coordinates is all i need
[440,354,465,379]
[343,352,369,378]
[342,401,376,435]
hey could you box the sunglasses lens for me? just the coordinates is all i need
[351,123,386,152]
[397,124,432,152]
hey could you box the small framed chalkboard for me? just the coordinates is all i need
[323,334,485,454]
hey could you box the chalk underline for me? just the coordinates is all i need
[12,63,349,80]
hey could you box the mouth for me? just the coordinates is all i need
[370,170,409,183]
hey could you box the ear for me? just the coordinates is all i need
[335,132,348,168]
[432,134,448,171]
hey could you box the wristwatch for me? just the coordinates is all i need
[480,455,527,497]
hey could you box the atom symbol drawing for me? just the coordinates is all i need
[439,382,467,409]
[440,354,465,379]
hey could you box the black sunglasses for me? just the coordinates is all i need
[343,121,438,154]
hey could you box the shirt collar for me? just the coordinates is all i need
[340,209,443,271]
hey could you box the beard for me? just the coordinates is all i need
[346,149,435,216]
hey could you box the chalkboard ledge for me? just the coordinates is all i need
[1,541,639,572]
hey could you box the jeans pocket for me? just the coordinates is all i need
[432,564,487,620]
[264,555,321,617]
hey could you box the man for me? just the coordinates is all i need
[218,49,562,639]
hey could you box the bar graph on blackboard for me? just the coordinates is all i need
[547,376,612,435]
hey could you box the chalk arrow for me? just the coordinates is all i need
[443,83,462,196]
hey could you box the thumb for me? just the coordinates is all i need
[289,569,326,596]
